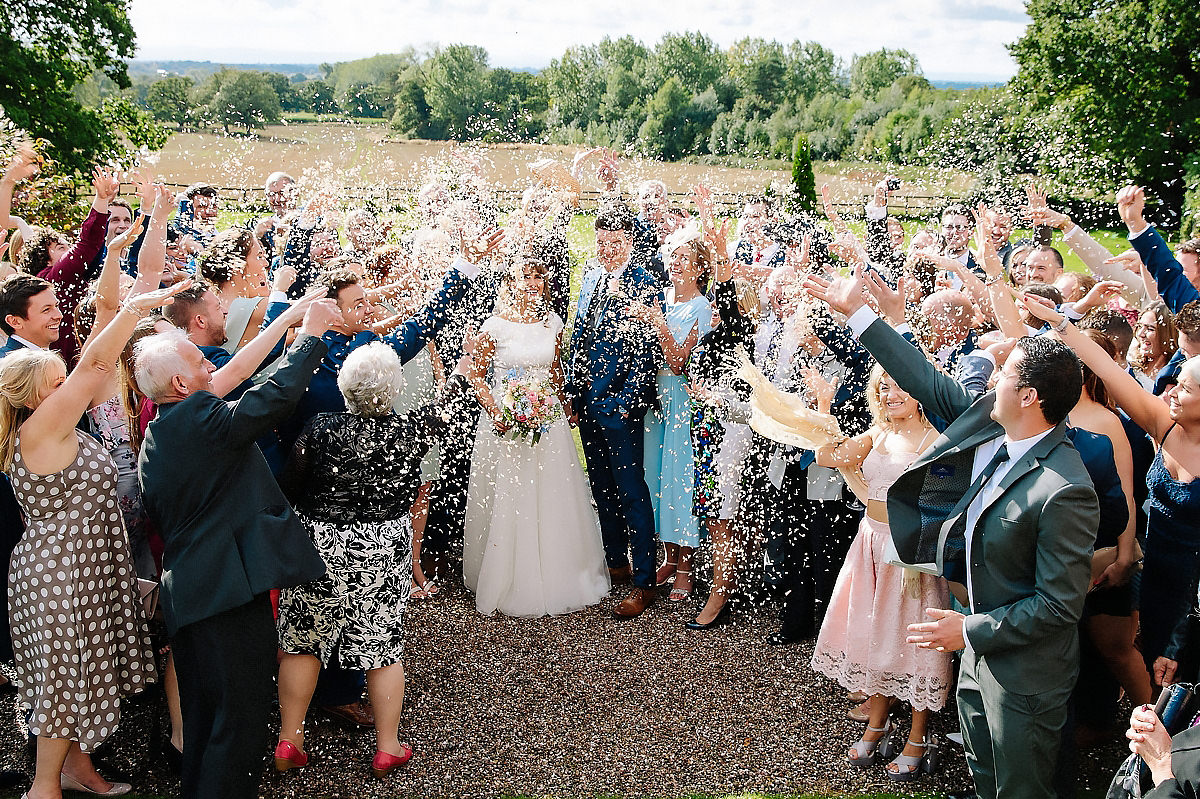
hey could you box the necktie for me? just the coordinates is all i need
[941,443,1009,584]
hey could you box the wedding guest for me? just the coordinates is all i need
[634,226,712,601]
[1133,301,1178,392]
[197,229,274,352]
[809,365,950,780]
[2,281,184,797]
[137,299,341,799]
[275,343,466,777]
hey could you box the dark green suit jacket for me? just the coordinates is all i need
[139,333,329,635]
[860,317,1099,694]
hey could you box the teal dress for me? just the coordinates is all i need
[644,295,714,548]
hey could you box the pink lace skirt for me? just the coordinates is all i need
[810,516,953,711]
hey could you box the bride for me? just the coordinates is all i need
[462,255,610,616]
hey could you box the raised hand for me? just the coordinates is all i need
[1024,183,1072,231]
[300,298,343,337]
[973,202,1003,280]
[800,367,838,413]
[863,267,906,324]
[132,168,156,211]
[124,277,194,313]
[3,143,41,184]
[819,183,848,233]
[804,264,869,318]
[91,167,121,208]
[1105,249,1145,275]
[278,287,326,327]
[1116,185,1147,232]
[829,230,866,265]
[110,215,145,252]
[1019,291,1063,326]
[151,183,174,221]
[272,264,298,294]
[1074,279,1125,315]
[785,234,812,273]
[460,227,506,264]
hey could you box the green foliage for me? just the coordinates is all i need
[423,45,489,139]
[0,0,137,173]
[791,133,817,212]
[195,69,283,134]
[298,80,339,115]
[850,48,921,98]
[147,76,196,128]
[1010,0,1200,225]
[0,131,90,230]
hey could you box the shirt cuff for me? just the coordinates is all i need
[268,290,288,304]
[864,203,886,220]
[962,618,975,656]
[893,322,911,336]
[1128,224,1150,240]
[846,305,880,338]
[1063,302,1085,322]
[971,349,997,369]
[452,254,480,280]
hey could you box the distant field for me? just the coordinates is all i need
[145,122,973,214]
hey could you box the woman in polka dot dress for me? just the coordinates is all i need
[0,280,186,798]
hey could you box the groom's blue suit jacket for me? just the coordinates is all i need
[566,260,664,422]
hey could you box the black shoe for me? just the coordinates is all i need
[684,603,732,630]
[160,736,183,774]
[766,629,807,646]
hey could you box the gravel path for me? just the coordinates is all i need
[0,582,1129,798]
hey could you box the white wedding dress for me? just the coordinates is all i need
[463,313,611,616]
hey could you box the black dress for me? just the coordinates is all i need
[276,386,460,670]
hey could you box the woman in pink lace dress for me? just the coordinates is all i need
[808,366,952,782]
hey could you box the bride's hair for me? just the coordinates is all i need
[499,254,550,321]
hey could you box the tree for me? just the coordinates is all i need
[298,80,338,115]
[199,69,282,134]
[849,48,921,98]
[647,32,724,97]
[147,75,197,128]
[1010,0,1200,226]
[423,45,488,139]
[542,44,606,131]
[791,133,817,212]
[638,78,691,160]
[0,0,138,173]
[727,38,787,117]
[340,83,391,118]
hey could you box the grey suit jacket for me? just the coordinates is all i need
[860,317,1099,694]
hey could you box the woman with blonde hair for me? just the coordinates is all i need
[1,278,185,798]
[808,364,952,782]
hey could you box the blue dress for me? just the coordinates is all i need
[1140,423,1200,666]
[644,295,714,548]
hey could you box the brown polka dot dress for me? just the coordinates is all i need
[6,431,154,752]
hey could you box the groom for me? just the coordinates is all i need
[567,206,665,618]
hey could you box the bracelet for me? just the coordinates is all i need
[1053,316,1070,333]
[985,273,1005,286]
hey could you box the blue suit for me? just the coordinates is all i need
[1131,226,1199,313]
[567,260,664,587]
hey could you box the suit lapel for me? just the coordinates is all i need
[977,422,1070,517]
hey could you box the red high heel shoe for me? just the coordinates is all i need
[371,744,413,778]
[274,740,309,772]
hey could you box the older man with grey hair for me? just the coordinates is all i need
[137,297,341,799]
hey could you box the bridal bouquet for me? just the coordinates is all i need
[498,368,562,445]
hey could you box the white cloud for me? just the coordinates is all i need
[129,0,1028,80]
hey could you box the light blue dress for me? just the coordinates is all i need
[644,295,714,547]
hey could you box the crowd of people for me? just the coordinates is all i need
[0,138,1199,799]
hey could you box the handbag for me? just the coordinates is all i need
[1107,682,1197,798]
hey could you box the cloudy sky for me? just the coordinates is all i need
[129,0,1030,82]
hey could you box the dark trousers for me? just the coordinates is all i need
[957,647,1075,799]
[578,410,656,588]
[172,594,277,799]
[775,486,860,638]
[0,476,23,661]
[422,403,482,571]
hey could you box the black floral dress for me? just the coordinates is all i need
[276,382,462,670]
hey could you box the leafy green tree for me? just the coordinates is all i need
[341,83,391,118]
[147,75,197,128]
[298,80,338,115]
[542,44,606,131]
[638,78,692,159]
[423,44,488,139]
[480,69,546,140]
[786,41,842,101]
[0,0,139,173]
[1010,0,1200,225]
[263,72,302,112]
[646,32,723,97]
[727,38,787,117]
[849,48,921,98]
[390,67,434,137]
[198,69,283,134]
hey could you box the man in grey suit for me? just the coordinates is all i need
[138,298,341,799]
[808,270,1099,799]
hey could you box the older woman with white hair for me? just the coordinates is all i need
[273,342,467,779]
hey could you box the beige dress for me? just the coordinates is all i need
[6,431,154,750]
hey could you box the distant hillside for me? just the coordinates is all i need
[928,78,1004,90]
[128,60,321,79]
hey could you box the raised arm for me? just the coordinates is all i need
[1119,185,1200,312]
[1021,294,1173,440]
[90,216,147,337]
[0,144,40,231]
[209,290,319,398]
[21,282,192,464]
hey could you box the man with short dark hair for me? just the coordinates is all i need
[1023,244,1065,285]
[567,207,664,617]
[0,274,61,355]
[808,268,1099,799]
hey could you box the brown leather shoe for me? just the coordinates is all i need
[613,586,656,618]
[321,700,375,727]
[608,565,633,585]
